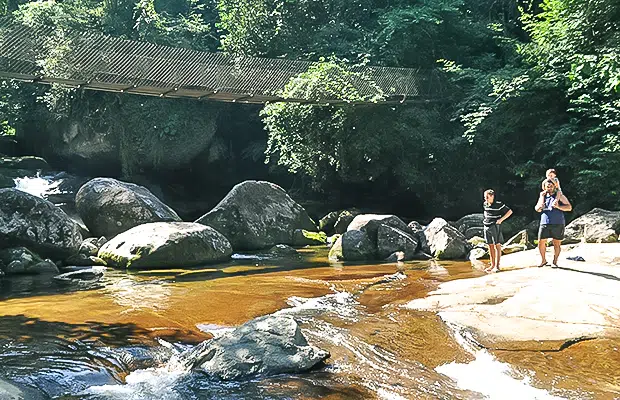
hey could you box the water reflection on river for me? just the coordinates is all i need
[0,248,617,399]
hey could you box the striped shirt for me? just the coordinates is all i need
[483,201,510,226]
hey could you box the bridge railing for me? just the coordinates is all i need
[0,19,446,105]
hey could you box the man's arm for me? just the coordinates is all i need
[554,194,572,212]
[497,208,513,224]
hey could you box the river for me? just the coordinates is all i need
[1,247,617,399]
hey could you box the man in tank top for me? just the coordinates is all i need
[534,179,572,268]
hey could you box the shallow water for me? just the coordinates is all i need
[0,248,618,399]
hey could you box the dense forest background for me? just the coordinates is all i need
[0,0,618,222]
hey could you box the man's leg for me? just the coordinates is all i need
[537,239,547,266]
[552,239,561,266]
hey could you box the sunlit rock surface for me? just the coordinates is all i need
[0,188,82,258]
[76,177,181,238]
[195,180,315,250]
[99,222,232,268]
[405,244,620,350]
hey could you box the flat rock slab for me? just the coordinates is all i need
[405,245,620,350]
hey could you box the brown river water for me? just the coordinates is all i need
[0,247,618,399]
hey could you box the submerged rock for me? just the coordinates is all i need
[195,181,316,250]
[184,315,329,380]
[76,178,181,238]
[98,222,232,268]
[0,188,82,259]
[53,267,105,284]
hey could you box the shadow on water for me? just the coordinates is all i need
[0,272,104,301]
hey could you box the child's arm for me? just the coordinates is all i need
[555,178,562,193]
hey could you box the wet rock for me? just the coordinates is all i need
[0,173,14,188]
[53,267,105,284]
[328,235,344,260]
[318,211,340,235]
[423,218,470,260]
[0,156,49,170]
[184,315,329,380]
[0,247,59,275]
[341,230,375,261]
[268,244,298,256]
[347,214,412,242]
[291,229,327,246]
[453,213,484,239]
[64,253,107,266]
[195,181,315,250]
[99,222,232,268]
[408,221,430,254]
[377,225,418,260]
[0,377,47,400]
[564,208,620,243]
[333,210,360,234]
[0,189,82,258]
[78,241,99,256]
[76,177,181,238]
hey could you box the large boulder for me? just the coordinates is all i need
[377,225,419,260]
[347,214,412,240]
[76,178,181,238]
[98,222,232,268]
[564,208,620,243]
[341,230,376,261]
[0,247,59,275]
[423,218,470,260]
[0,188,82,258]
[453,213,484,239]
[184,315,329,380]
[333,210,361,234]
[195,181,316,250]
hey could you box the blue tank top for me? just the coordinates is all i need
[541,193,565,225]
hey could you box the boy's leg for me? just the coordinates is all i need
[496,243,502,270]
[488,244,497,270]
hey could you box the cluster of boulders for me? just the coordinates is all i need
[2,168,620,277]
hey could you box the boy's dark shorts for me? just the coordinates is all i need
[538,224,565,240]
[484,224,504,245]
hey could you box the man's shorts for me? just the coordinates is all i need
[538,224,565,240]
[484,224,504,245]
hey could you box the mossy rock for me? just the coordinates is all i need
[292,229,327,246]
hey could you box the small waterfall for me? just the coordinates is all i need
[13,173,61,199]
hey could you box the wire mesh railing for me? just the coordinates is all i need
[0,19,446,104]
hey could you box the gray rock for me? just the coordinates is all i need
[184,315,329,380]
[0,189,82,258]
[453,213,484,239]
[347,214,412,242]
[333,210,360,234]
[195,181,315,250]
[423,218,470,260]
[98,222,232,268]
[564,208,620,243]
[0,173,14,188]
[0,247,59,275]
[64,253,107,266]
[377,225,418,260]
[268,244,299,256]
[341,230,375,261]
[318,211,340,234]
[291,229,327,246]
[0,156,49,170]
[78,241,99,256]
[408,220,430,254]
[328,235,343,260]
[53,267,105,284]
[76,177,181,238]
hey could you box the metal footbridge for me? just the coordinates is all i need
[0,20,444,105]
